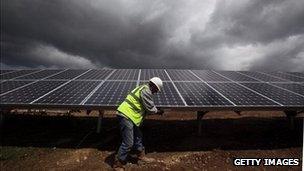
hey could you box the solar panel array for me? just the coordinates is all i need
[1,69,304,109]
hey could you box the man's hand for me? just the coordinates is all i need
[156,108,164,115]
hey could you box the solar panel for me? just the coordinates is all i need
[191,70,230,82]
[242,83,304,106]
[35,81,100,105]
[271,83,304,96]
[215,71,259,82]
[166,70,200,81]
[174,82,233,106]
[1,69,303,110]
[108,69,139,80]
[46,69,87,80]
[208,83,278,106]
[85,81,137,105]
[140,69,170,81]
[237,71,288,82]
[287,72,304,78]
[0,70,14,75]
[0,81,66,104]
[15,70,62,80]
[140,81,185,106]
[76,69,113,80]
[263,72,304,82]
[0,81,34,94]
[1,70,40,80]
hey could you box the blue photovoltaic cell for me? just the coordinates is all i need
[0,81,65,104]
[140,69,170,81]
[1,70,40,80]
[140,81,184,106]
[192,70,230,82]
[238,71,288,82]
[46,69,87,80]
[35,81,100,104]
[215,71,259,82]
[209,83,278,106]
[166,70,200,81]
[175,82,233,106]
[264,72,304,82]
[85,81,137,105]
[76,69,113,80]
[15,70,62,80]
[0,81,33,94]
[108,69,139,80]
[242,83,304,106]
[271,83,304,96]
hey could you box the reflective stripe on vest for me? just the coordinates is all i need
[117,84,148,126]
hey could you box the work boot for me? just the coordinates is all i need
[113,158,125,171]
[136,150,156,163]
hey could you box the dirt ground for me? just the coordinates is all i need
[0,110,303,170]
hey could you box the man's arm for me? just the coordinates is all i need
[141,88,158,114]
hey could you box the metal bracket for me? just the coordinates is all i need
[284,110,297,130]
[96,110,104,133]
[197,111,208,136]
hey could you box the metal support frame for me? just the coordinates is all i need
[284,110,297,130]
[96,110,104,133]
[197,111,208,136]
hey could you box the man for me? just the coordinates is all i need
[113,77,164,169]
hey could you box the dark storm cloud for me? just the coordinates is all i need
[1,0,304,71]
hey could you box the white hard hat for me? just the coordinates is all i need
[149,77,163,91]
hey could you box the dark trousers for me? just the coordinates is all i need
[117,115,144,161]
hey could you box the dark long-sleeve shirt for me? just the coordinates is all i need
[140,85,158,114]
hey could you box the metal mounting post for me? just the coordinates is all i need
[96,110,104,133]
[284,110,297,130]
[197,111,208,136]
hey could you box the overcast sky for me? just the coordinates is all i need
[1,0,304,71]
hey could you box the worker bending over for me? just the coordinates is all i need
[114,77,164,169]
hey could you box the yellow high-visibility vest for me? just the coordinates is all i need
[117,84,149,126]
